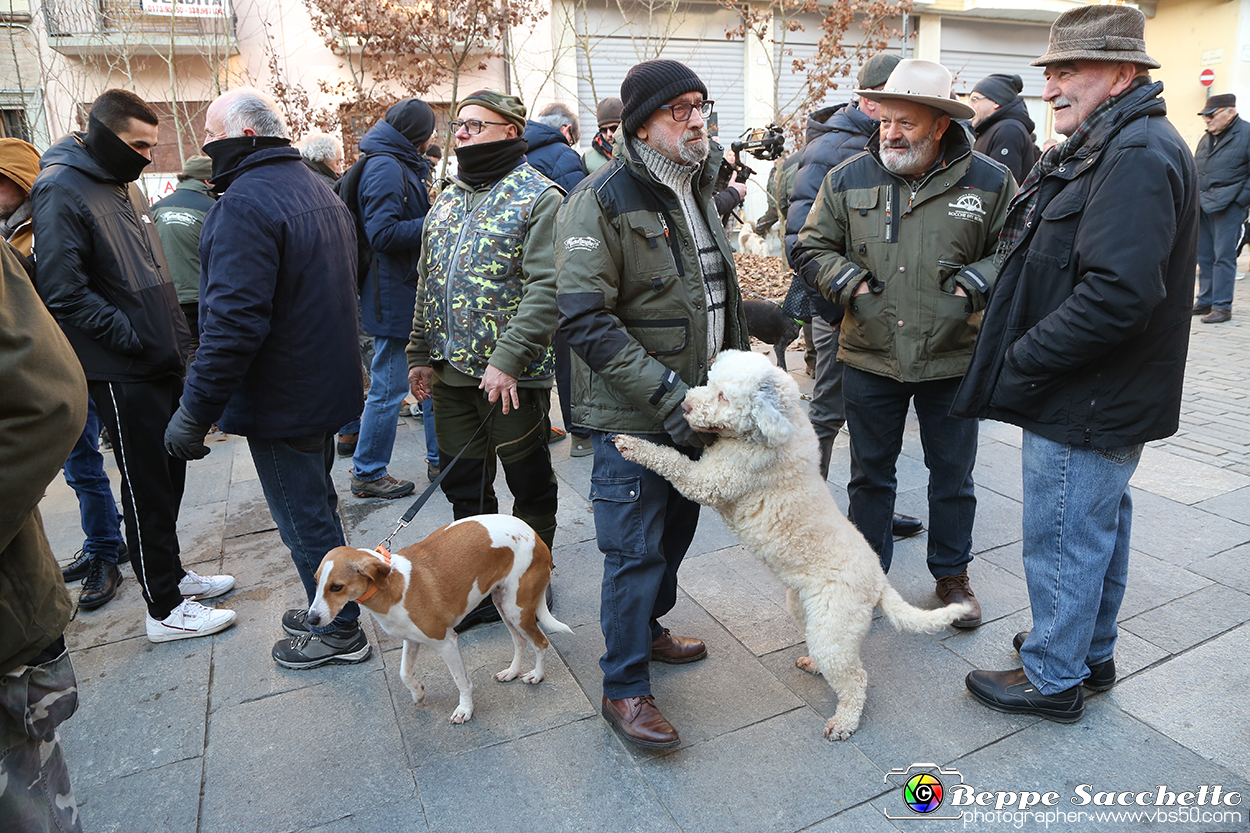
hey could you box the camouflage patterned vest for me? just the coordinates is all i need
[421,164,556,380]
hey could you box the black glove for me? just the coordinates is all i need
[663,405,716,449]
[792,247,821,291]
[164,406,211,461]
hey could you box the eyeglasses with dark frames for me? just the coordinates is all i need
[658,100,714,122]
[450,118,510,135]
[599,124,619,135]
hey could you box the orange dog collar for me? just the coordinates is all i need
[355,545,393,603]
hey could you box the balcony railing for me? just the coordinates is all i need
[43,0,237,56]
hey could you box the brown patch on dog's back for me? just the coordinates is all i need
[400,520,515,639]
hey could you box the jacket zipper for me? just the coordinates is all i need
[658,212,685,276]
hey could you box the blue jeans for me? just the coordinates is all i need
[61,397,124,562]
[591,431,700,699]
[249,433,358,634]
[353,336,428,480]
[1019,432,1141,694]
[842,367,977,576]
[1196,204,1244,311]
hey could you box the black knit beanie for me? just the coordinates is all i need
[620,60,708,135]
[971,74,1024,107]
[385,98,436,148]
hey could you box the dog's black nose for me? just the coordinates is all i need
[306,609,322,627]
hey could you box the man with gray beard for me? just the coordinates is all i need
[792,60,1015,625]
[555,60,749,749]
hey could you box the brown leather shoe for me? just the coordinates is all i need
[935,571,982,629]
[601,695,680,748]
[1202,308,1232,324]
[650,629,707,664]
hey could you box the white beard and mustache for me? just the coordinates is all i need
[654,126,710,166]
[879,127,940,176]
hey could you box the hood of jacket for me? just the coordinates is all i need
[523,120,572,154]
[806,102,876,145]
[210,144,304,191]
[39,132,116,183]
[975,96,1035,137]
[359,119,431,175]
[0,138,41,194]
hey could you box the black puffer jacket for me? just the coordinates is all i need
[1194,114,1250,213]
[523,120,586,193]
[973,96,1039,185]
[31,134,189,382]
[953,82,1198,448]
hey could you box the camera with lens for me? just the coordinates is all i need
[718,124,786,189]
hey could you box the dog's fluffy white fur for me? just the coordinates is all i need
[614,350,971,740]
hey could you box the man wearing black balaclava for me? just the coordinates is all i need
[163,87,366,671]
[31,88,238,641]
[406,90,563,632]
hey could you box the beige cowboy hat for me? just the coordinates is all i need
[856,59,975,120]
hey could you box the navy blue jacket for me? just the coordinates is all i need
[357,120,432,339]
[784,102,878,323]
[953,82,1198,448]
[31,134,189,382]
[523,120,585,193]
[182,146,363,439]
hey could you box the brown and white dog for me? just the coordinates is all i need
[309,515,571,724]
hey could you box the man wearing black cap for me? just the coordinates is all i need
[968,73,1041,184]
[33,89,236,638]
[407,89,563,632]
[954,5,1197,723]
[1193,92,1250,323]
[348,98,438,498]
[556,60,750,748]
[583,97,622,174]
[164,88,363,666]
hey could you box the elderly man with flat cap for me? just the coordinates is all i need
[1192,92,1250,323]
[954,5,1198,723]
[793,59,1016,629]
[556,60,749,749]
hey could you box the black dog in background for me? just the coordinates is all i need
[743,300,801,371]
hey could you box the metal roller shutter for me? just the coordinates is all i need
[574,1,746,144]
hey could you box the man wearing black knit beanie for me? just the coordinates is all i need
[555,60,750,749]
[968,72,1041,184]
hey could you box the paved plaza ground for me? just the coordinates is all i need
[38,279,1250,833]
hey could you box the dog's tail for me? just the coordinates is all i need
[536,600,573,637]
[877,583,972,633]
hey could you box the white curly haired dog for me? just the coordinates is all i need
[613,349,971,740]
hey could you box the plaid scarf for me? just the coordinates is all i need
[996,77,1153,263]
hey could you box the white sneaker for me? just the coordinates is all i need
[178,569,235,599]
[146,599,237,643]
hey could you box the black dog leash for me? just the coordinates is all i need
[377,400,498,551]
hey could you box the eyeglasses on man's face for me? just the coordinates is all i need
[968,93,988,104]
[599,123,619,136]
[658,100,714,122]
[450,118,510,135]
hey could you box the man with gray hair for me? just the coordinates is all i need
[524,102,586,192]
[298,132,344,188]
[164,88,368,669]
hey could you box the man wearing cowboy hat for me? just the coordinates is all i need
[953,5,1198,723]
[794,59,1016,628]
[1192,92,1250,323]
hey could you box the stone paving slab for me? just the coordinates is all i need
[75,757,202,833]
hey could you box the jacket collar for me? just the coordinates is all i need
[620,134,724,201]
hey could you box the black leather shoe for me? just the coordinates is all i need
[78,559,122,610]
[455,597,502,632]
[1013,631,1116,691]
[62,542,128,582]
[966,668,1083,723]
[892,513,924,537]
[1192,304,1212,316]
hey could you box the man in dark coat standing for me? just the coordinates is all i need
[953,5,1198,723]
[32,89,236,637]
[164,88,367,670]
[969,73,1040,184]
[524,103,587,192]
[349,98,438,497]
[1192,92,1250,323]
